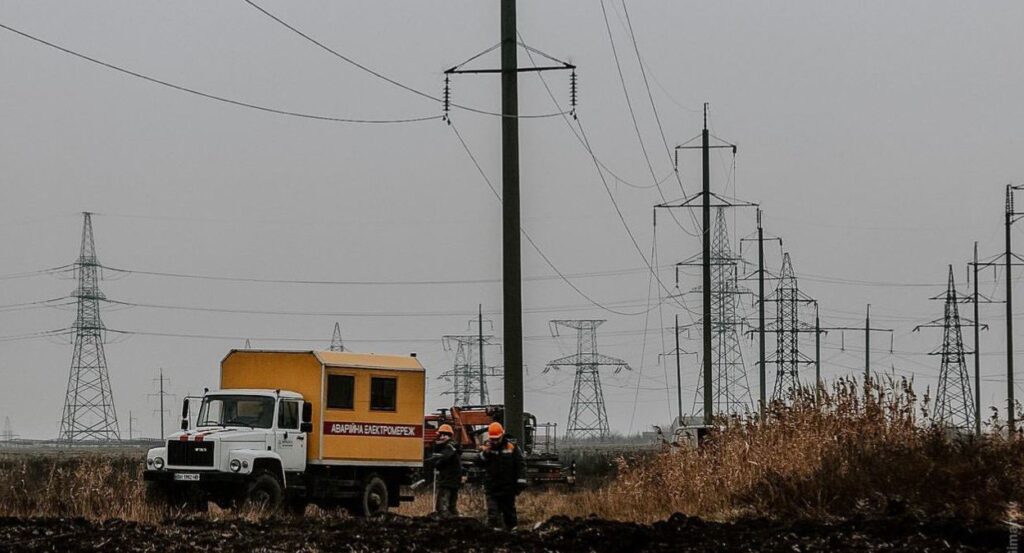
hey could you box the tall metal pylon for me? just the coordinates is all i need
[1,417,14,442]
[545,320,631,440]
[765,253,815,400]
[914,266,983,430]
[684,208,754,416]
[329,322,345,352]
[58,212,120,442]
[440,315,502,406]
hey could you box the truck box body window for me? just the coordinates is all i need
[327,375,354,409]
[278,400,300,429]
[197,395,275,429]
[370,377,397,411]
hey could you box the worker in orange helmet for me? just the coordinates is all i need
[474,421,527,530]
[426,423,462,517]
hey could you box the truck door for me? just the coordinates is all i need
[275,399,306,472]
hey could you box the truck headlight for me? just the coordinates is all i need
[229,459,242,473]
[146,458,154,467]
[153,457,165,470]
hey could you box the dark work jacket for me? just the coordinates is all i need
[473,437,527,496]
[427,441,462,489]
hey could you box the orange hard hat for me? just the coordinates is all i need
[487,422,504,439]
[437,424,454,435]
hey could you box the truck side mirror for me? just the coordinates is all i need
[300,402,313,433]
[180,398,190,431]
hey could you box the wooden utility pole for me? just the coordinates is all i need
[1007,186,1016,434]
[700,106,713,426]
[500,0,524,441]
[974,242,982,436]
[148,369,173,439]
[757,209,766,415]
[675,314,683,420]
[815,304,822,396]
[445,2,574,439]
[866,305,872,382]
[479,304,486,405]
[968,242,998,436]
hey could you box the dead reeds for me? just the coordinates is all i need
[2,378,1021,524]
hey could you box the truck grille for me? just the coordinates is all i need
[167,441,215,467]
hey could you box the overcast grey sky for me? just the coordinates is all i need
[1,1,1022,438]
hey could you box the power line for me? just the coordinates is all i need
[595,2,701,237]
[574,115,692,312]
[0,264,74,280]
[0,22,440,124]
[449,121,665,317]
[0,297,75,312]
[0,329,72,343]
[617,0,702,231]
[242,0,564,120]
[98,295,666,318]
[98,261,667,287]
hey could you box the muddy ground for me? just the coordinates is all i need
[0,513,1011,552]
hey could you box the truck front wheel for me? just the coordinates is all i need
[352,474,388,517]
[243,472,283,512]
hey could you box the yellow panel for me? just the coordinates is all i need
[321,368,426,463]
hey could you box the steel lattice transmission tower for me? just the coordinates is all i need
[59,213,120,442]
[914,266,981,430]
[329,322,345,352]
[765,253,815,400]
[545,320,631,440]
[440,315,502,406]
[1,417,14,442]
[688,208,754,416]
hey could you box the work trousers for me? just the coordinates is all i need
[434,486,459,517]
[485,493,518,530]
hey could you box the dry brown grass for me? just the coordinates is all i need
[522,378,1024,523]
[3,378,1021,525]
[405,378,1024,523]
[0,452,152,521]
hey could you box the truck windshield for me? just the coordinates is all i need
[196,395,275,429]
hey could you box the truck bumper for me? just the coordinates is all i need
[143,470,248,484]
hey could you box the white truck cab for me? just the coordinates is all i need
[145,389,313,511]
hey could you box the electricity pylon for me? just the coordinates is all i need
[59,212,120,442]
[1,417,14,442]
[329,322,345,352]
[914,266,984,430]
[676,208,755,416]
[440,310,502,405]
[545,320,631,440]
[764,253,815,400]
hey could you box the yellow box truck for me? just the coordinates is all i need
[143,349,425,515]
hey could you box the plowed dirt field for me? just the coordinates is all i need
[0,513,1010,552]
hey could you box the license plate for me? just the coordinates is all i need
[174,473,200,482]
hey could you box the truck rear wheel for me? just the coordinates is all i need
[243,472,283,513]
[351,474,389,517]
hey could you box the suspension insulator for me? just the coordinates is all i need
[569,70,578,119]
[442,74,452,123]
